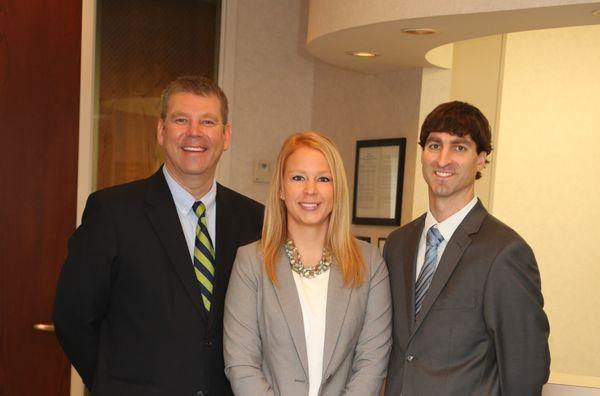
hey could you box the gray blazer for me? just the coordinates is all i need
[384,201,550,396]
[224,240,392,396]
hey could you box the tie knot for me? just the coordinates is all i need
[427,226,444,247]
[193,201,206,217]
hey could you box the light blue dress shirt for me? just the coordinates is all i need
[162,166,217,262]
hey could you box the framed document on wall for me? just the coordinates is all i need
[355,236,371,243]
[352,138,406,226]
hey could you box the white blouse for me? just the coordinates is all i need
[292,270,330,396]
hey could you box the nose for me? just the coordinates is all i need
[304,180,317,195]
[189,121,205,136]
[437,147,451,167]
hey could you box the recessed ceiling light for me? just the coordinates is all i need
[345,51,379,58]
[402,28,437,35]
[592,9,600,17]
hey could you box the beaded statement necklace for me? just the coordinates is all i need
[284,239,332,278]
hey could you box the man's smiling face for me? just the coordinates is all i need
[421,131,486,206]
[157,92,231,187]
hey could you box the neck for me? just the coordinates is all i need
[165,163,215,200]
[287,223,328,267]
[429,192,474,222]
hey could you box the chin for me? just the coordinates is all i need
[181,164,211,175]
[297,217,328,227]
[299,218,323,226]
[430,187,454,198]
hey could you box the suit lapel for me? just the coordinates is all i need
[144,169,207,320]
[208,184,236,330]
[215,184,236,280]
[412,201,487,334]
[322,261,352,375]
[404,216,425,335]
[273,250,309,377]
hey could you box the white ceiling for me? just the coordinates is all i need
[306,2,600,73]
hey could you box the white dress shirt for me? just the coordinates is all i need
[292,270,330,396]
[415,197,478,281]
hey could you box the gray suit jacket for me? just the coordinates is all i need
[384,201,550,396]
[224,240,392,396]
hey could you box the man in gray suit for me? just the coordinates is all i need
[384,101,550,396]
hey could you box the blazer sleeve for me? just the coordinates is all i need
[52,192,117,388]
[343,246,393,396]
[223,245,275,396]
[483,239,550,396]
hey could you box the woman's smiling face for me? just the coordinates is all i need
[281,146,334,234]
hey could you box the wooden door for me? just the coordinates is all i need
[0,0,81,394]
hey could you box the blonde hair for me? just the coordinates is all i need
[261,131,365,287]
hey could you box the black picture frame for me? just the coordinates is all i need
[352,138,406,226]
[378,237,387,255]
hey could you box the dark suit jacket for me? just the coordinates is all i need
[53,168,264,396]
[384,201,550,396]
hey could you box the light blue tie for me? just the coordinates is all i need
[415,226,444,317]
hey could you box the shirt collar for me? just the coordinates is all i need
[162,165,217,216]
[424,196,478,242]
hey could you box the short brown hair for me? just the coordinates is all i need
[159,75,229,123]
[419,101,493,179]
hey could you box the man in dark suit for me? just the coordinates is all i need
[384,101,550,396]
[53,76,264,396]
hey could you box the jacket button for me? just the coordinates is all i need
[406,354,414,362]
[204,340,213,348]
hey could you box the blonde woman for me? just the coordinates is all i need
[224,132,391,396]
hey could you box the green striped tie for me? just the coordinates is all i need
[192,201,215,312]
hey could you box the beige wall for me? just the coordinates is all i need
[226,0,424,244]
[494,24,600,382]
[227,0,315,203]
[450,34,505,207]
[411,67,453,218]
[311,63,422,241]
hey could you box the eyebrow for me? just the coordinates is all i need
[286,169,332,174]
[169,112,189,118]
[426,135,473,145]
[450,137,472,145]
[169,111,220,120]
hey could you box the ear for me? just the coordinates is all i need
[157,119,165,146]
[477,151,487,171]
[222,123,232,151]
